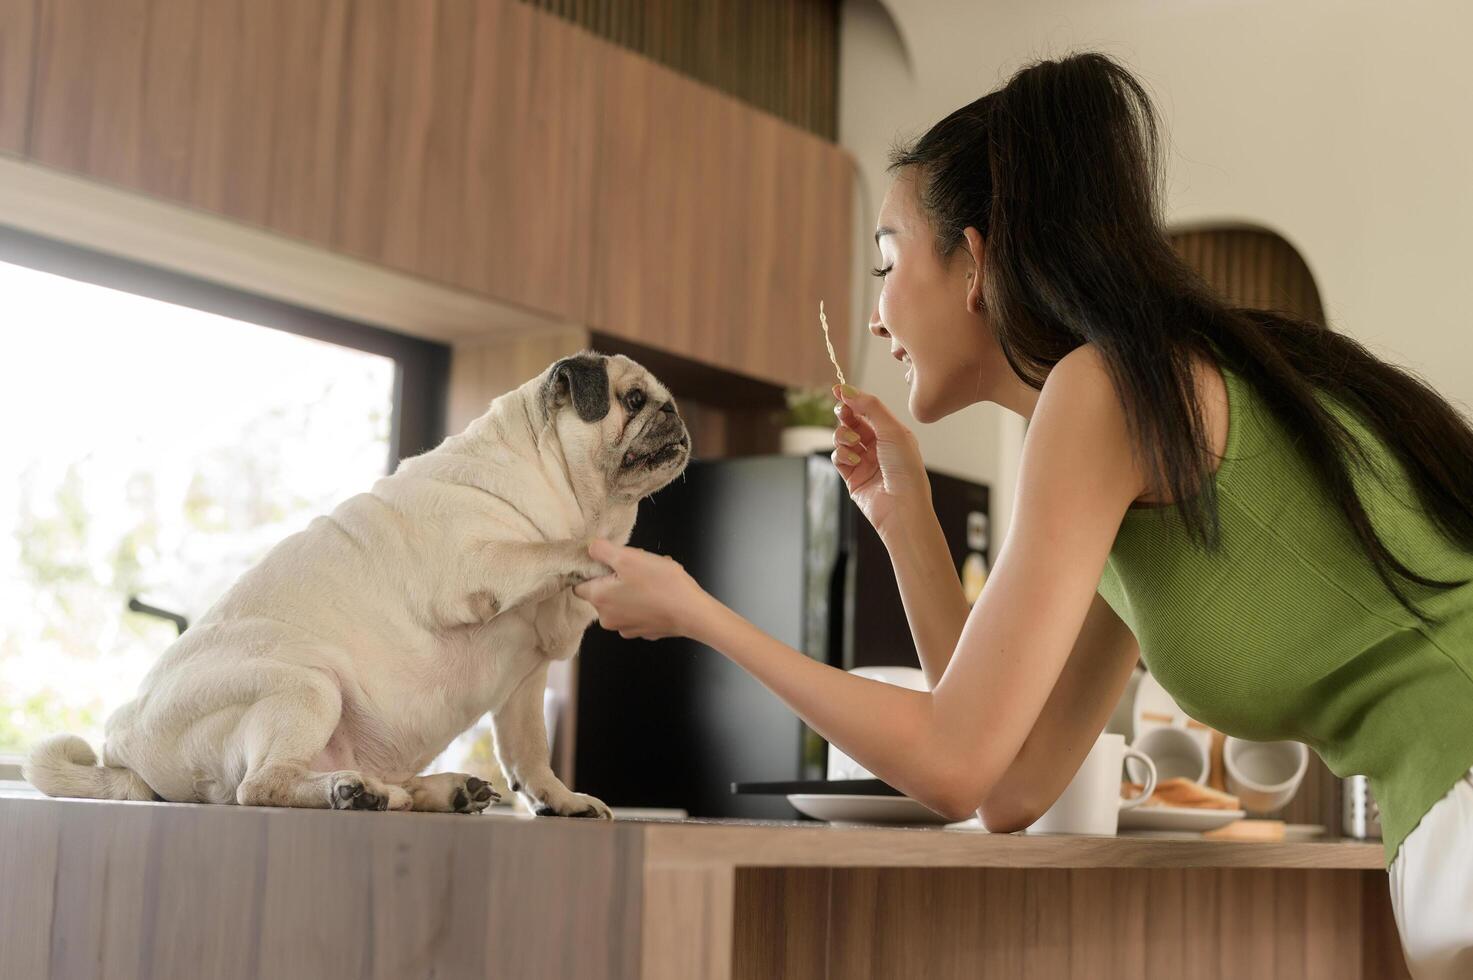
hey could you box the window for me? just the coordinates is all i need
[0,230,448,765]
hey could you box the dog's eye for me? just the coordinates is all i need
[625,388,646,413]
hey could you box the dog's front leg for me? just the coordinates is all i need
[459,540,609,623]
[492,660,611,819]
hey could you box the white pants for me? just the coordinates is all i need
[1389,768,1473,979]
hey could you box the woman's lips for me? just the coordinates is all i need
[891,345,912,384]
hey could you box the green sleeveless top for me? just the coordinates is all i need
[1097,357,1473,864]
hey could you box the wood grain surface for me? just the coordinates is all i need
[0,796,643,980]
[641,817,1388,870]
[734,865,1410,980]
[0,0,33,154]
[1169,225,1326,326]
[519,0,841,139]
[29,0,349,234]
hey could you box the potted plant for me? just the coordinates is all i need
[779,387,839,456]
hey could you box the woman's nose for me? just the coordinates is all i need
[869,309,889,339]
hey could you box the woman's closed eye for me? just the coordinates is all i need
[870,264,893,278]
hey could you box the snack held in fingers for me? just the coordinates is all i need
[819,299,845,385]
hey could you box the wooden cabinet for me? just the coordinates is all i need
[0,0,33,154]
[28,0,349,240]
[332,0,603,323]
[588,44,853,387]
[18,0,853,390]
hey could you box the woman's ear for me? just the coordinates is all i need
[961,227,986,312]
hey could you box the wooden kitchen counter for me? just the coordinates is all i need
[0,793,1407,980]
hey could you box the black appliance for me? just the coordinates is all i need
[573,454,989,818]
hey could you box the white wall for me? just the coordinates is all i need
[839,0,1473,547]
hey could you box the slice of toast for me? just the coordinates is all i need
[1122,777,1241,810]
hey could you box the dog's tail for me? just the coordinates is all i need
[23,734,157,801]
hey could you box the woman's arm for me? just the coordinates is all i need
[974,591,1141,830]
[877,505,971,688]
[579,345,1147,821]
[683,556,1140,827]
[827,381,1140,822]
[830,391,971,686]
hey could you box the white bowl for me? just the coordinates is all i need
[1131,725,1210,784]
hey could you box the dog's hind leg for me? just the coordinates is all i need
[232,669,412,811]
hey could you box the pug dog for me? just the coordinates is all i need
[24,352,689,818]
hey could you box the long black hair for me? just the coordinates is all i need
[891,51,1473,625]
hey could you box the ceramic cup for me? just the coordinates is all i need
[1104,667,1144,741]
[826,667,929,781]
[1027,732,1158,837]
[1130,725,1210,784]
[1224,737,1308,814]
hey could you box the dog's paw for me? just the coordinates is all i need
[329,773,389,811]
[452,775,499,814]
[407,772,500,813]
[526,786,613,820]
[563,555,613,587]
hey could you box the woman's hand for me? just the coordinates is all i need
[572,539,713,640]
[831,384,931,537]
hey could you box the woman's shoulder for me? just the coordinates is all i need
[1041,342,1120,408]
[1025,344,1146,510]
[1039,343,1230,507]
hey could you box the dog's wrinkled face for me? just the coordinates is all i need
[541,352,690,499]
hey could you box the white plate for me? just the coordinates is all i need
[788,793,953,825]
[1118,804,1246,832]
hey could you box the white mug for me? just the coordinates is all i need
[1027,732,1157,837]
[1224,737,1308,814]
[1130,726,1209,784]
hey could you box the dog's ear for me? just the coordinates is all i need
[543,353,611,423]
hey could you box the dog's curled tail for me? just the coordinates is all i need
[23,734,157,801]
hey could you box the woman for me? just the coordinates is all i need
[573,52,1473,977]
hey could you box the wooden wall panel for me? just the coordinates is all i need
[0,0,35,154]
[1170,226,1327,326]
[447,328,591,435]
[521,0,840,139]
